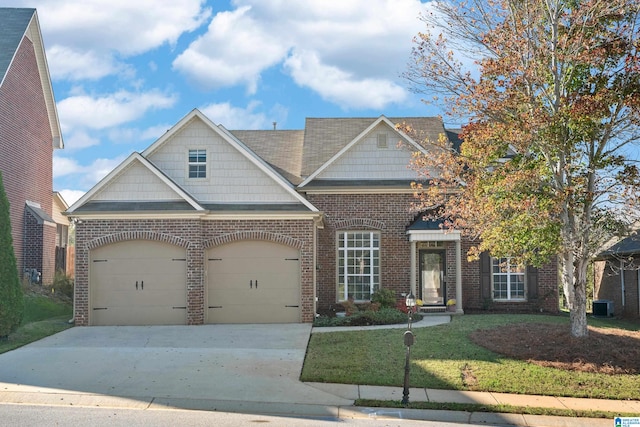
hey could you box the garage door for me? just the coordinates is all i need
[207,241,300,323]
[90,241,187,326]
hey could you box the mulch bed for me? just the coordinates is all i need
[469,323,640,375]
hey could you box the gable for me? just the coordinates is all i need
[313,122,417,181]
[144,111,311,207]
[0,8,63,149]
[92,161,183,202]
[299,116,445,189]
[66,152,203,215]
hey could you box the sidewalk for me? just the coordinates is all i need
[310,315,640,426]
[305,382,639,426]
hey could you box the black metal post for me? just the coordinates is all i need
[401,341,411,405]
[401,301,415,406]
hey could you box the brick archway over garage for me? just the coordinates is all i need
[204,231,304,250]
[85,231,190,250]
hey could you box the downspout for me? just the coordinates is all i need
[620,259,626,312]
[637,269,639,319]
[313,219,318,318]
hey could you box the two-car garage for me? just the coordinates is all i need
[89,240,301,326]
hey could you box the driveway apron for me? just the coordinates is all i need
[0,324,351,410]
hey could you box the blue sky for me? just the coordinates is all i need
[5,0,446,205]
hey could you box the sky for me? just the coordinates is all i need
[4,0,449,206]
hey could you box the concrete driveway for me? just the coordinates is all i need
[0,324,352,416]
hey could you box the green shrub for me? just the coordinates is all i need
[341,299,359,315]
[0,172,23,337]
[52,271,74,300]
[313,307,421,327]
[371,288,397,308]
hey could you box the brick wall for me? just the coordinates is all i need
[594,258,639,318]
[0,36,54,279]
[307,192,558,314]
[74,218,316,325]
[308,193,416,310]
[23,210,43,282]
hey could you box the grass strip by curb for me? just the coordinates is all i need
[355,398,637,420]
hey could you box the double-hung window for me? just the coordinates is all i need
[492,258,525,300]
[337,231,380,301]
[188,149,207,178]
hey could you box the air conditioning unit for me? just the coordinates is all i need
[592,300,614,317]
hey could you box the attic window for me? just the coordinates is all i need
[188,149,206,178]
[377,133,388,149]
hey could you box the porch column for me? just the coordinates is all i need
[410,240,417,296]
[455,239,464,313]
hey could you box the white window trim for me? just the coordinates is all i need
[337,230,380,302]
[491,257,527,301]
[187,148,208,179]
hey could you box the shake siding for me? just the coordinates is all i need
[0,36,54,279]
[316,126,418,180]
[93,162,180,201]
[147,119,298,203]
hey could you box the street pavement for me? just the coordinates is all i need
[0,317,635,426]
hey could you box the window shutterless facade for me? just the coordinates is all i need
[337,231,380,302]
[492,257,526,300]
[188,149,207,178]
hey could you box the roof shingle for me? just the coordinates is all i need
[0,8,35,84]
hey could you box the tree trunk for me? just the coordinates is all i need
[570,282,588,338]
[560,251,589,338]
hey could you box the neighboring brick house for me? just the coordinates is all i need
[594,233,640,318]
[66,109,558,326]
[0,8,64,285]
[52,192,71,275]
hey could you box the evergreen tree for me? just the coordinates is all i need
[0,171,23,337]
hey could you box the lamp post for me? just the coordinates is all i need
[401,293,416,405]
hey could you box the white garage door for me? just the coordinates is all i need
[90,241,187,326]
[207,241,300,323]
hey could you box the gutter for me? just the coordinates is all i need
[620,260,626,312]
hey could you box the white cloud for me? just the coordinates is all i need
[106,123,172,144]
[141,124,173,140]
[54,154,128,188]
[63,130,100,151]
[87,157,128,185]
[11,0,211,82]
[57,90,178,130]
[284,50,407,109]
[37,1,210,54]
[173,0,425,108]
[53,156,84,178]
[173,6,287,93]
[59,189,86,207]
[200,101,271,129]
[47,46,121,81]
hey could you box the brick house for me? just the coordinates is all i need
[0,8,64,285]
[66,109,558,326]
[594,233,640,318]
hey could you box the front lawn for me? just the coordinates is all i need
[301,314,640,401]
[0,289,73,354]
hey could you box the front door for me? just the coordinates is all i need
[420,250,445,305]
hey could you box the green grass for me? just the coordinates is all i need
[301,314,640,400]
[0,293,73,354]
